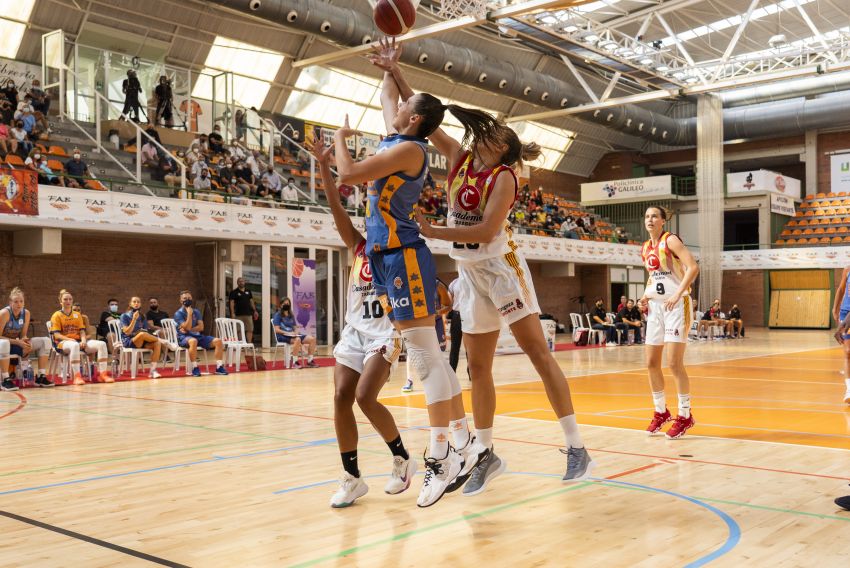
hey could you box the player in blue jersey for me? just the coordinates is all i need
[331,38,483,508]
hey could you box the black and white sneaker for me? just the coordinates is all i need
[35,374,54,388]
[417,447,462,507]
[446,439,487,493]
[1,378,19,391]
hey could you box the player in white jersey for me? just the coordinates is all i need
[374,58,593,493]
[638,206,700,439]
[309,135,415,508]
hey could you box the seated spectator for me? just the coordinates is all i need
[25,150,64,186]
[208,124,224,153]
[173,290,227,377]
[259,165,282,199]
[228,139,246,161]
[50,289,113,384]
[98,298,122,350]
[616,299,644,344]
[281,177,299,203]
[590,298,620,346]
[697,299,726,339]
[141,137,159,169]
[272,298,318,368]
[586,216,598,237]
[27,79,51,115]
[246,149,263,179]
[0,96,13,129]
[120,296,162,379]
[153,152,180,188]
[727,304,743,338]
[0,120,15,157]
[615,226,628,243]
[234,162,256,194]
[616,295,627,313]
[145,297,169,332]
[0,287,54,389]
[15,104,43,141]
[64,149,90,188]
[11,120,32,157]
[217,157,233,183]
[193,166,212,191]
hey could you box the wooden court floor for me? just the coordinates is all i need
[0,329,848,567]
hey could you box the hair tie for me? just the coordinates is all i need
[441,104,448,111]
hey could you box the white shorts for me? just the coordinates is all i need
[455,252,541,334]
[333,325,401,374]
[645,296,693,346]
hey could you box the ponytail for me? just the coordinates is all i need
[58,288,72,303]
[411,93,447,138]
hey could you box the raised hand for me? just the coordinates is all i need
[368,37,403,71]
[307,129,334,164]
[334,114,361,140]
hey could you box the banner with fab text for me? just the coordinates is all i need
[291,258,317,339]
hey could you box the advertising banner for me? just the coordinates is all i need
[0,168,38,215]
[830,154,850,194]
[581,175,672,203]
[0,57,41,96]
[727,170,801,199]
[292,258,317,338]
[770,193,796,217]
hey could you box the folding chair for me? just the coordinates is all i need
[216,318,256,369]
[606,312,625,345]
[270,318,292,369]
[108,319,151,379]
[161,319,209,373]
[569,313,588,343]
[46,322,91,384]
[584,313,606,345]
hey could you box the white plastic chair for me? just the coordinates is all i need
[270,318,295,368]
[584,313,605,345]
[108,319,151,379]
[216,317,256,369]
[161,318,209,372]
[569,313,589,342]
[606,312,624,345]
[46,321,91,384]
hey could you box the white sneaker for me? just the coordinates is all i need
[401,378,413,393]
[384,455,417,494]
[329,471,368,508]
[417,447,462,508]
[150,370,162,379]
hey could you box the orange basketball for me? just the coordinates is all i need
[374,0,416,36]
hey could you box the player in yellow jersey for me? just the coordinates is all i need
[638,207,700,438]
[50,289,113,385]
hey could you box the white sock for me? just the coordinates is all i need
[449,417,470,449]
[216,360,223,367]
[430,427,450,459]
[845,378,850,389]
[308,354,314,362]
[558,414,583,448]
[38,368,46,375]
[189,360,196,370]
[476,427,493,449]
[98,362,107,372]
[150,362,157,371]
[652,391,666,413]
[678,393,691,419]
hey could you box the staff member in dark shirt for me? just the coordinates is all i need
[616,299,644,344]
[228,277,258,343]
[64,148,90,188]
[145,297,169,332]
[590,298,620,345]
[727,304,743,338]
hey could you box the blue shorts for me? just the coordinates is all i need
[841,309,850,340]
[9,344,24,358]
[178,334,216,349]
[276,334,305,344]
[369,243,437,322]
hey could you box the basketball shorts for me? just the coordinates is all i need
[369,242,437,322]
[178,334,216,349]
[645,296,692,346]
[333,324,402,374]
[840,308,850,340]
[454,251,540,334]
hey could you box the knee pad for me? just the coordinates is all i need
[0,338,9,357]
[442,358,462,398]
[402,326,453,404]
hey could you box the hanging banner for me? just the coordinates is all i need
[292,258,317,339]
[770,193,796,217]
[355,132,382,160]
[0,57,41,96]
[427,145,449,175]
[830,154,850,194]
[0,168,38,216]
[581,175,672,204]
[304,122,355,156]
[726,170,801,199]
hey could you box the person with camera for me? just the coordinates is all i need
[120,296,163,379]
[27,79,51,115]
[154,75,174,128]
[0,79,18,109]
[121,70,143,123]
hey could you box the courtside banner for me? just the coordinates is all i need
[581,175,672,204]
[722,247,850,269]
[0,168,38,216]
[830,154,850,194]
[727,170,801,198]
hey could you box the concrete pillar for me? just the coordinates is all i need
[696,95,724,306]
[13,228,62,255]
[804,129,818,197]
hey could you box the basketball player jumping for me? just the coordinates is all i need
[638,207,700,438]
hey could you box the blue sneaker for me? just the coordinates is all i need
[215,365,229,376]
[191,367,202,377]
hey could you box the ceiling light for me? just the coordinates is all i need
[582,33,599,43]
[639,57,653,65]
[656,65,670,72]
[600,40,618,50]
[684,76,699,83]
[562,24,579,33]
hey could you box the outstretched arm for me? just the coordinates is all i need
[334,115,423,185]
[308,131,363,250]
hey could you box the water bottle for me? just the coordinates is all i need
[21,360,33,385]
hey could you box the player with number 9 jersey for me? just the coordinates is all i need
[641,230,692,345]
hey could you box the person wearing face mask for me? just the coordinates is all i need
[1,79,18,109]
[208,124,224,153]
[120,297,163,379]
[590,297,620,346]
[727,304,743,338]
[98,298,122,352]
[272,298,318,368]
[64,148,90,188]
[145,297,169,332]
[234,160,256,195]
[193,167,211,192]
[27,79,50,115]
[173,290,227,377]
[259,164,281,199]
[281,176,299,204]
[246,149,262,179]
[25,150,64,186]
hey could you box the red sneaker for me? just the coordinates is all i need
[665,414,695,439]
[646,409,672,434]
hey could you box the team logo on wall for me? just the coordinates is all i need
[393,276,403,289]
[360,260,373,283]
[603,184,616,198]
[775,175,786,193]
[457,184,481,211]
[646,252,661,270]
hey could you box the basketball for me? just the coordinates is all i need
[374,0,416,36]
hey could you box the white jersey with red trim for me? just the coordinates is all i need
[641,232,688,300]
[346,240,398,339]
[447,151,518,261]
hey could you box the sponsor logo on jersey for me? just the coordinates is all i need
[516,298,524,310]
[457,183,481,211]
[646,252,661,271]
[498,300,517,316]
[359,259,372,283]
[393,276,403,290]
[390,296,410,309]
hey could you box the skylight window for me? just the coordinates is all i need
[511,121,575,170]
[192,36,284,108]
[0,0,35,59]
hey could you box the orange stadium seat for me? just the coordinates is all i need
[827,227,837,234]
[803,228,814,235]
[816,192,826,198]
[837,207,847,215]
[48,145,67,157]
[840,227,849,234]
[831,200,842,206]
[85,179,107,191]
[844,236,850,243]
[775,239,786,245]
[804,194,814,200]
[819,237,830,244]
[5,155,24,166]
[47,159,64,172]
[832,236,843,244]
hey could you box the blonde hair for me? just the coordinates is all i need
[8,287,24,300]
[58,289,73,303]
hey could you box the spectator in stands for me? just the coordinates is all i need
[51,289,113,385]
[1,79,17,110]
[727,304,743,338]
[27,80,50,115]
[217,157,233,182]
[141,137,160,170]
[246,149,263,179]
[208,124,225,154]
[590,298,619,346]
[586,216,598,237]
[615,226,628,243]
[234,109,245,141]
[146,297,169,332]
[25,150,64,186]
[259,165,282,199]
[0,95,13,126]
[174,290,228,377]
[193,166,212,192]
[234,161,256,195]
[616,295,627,313]
[228,139,246,161]
[281,177,299,203]
[98,298,122,347]
[16,103,36,139]
[228,277,258,343]
[64,148,89,188]
[616,299,644,344]
[272,298,318,368]
[0,120,15,157]
[120,297,163,379]
[121,69,143,123]
[10,119,30,156]
[153,152,180,188]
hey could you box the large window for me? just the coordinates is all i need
[192,36,284,109]
[0,0,35,59]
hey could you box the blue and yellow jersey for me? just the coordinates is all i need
[365,134,429,253]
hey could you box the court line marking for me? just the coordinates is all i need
[284,466,740,568]
[0,392,26,421]
[497,390,849,407]
[620,371,843,386]
[0,509,189,567]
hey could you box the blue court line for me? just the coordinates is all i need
[274,471,741,567]
[0,427,426,497]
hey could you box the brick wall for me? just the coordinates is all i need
[0,231,212,335]
[721,269,765,327]
[527,169,587,201]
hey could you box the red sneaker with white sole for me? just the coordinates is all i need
[646,409,672,435]
[665,414,695,439]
